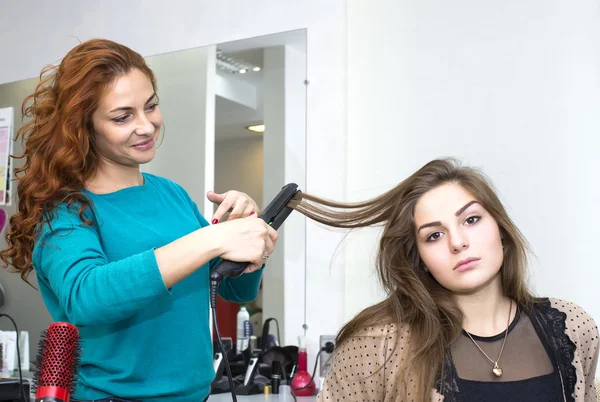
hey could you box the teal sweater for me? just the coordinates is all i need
[32,173,264,401]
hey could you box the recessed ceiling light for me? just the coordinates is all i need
[216,50,262,75]
[246,124,265,133]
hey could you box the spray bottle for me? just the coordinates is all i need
[236,306,250,353]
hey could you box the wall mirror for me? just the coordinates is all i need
[0,29,307,367]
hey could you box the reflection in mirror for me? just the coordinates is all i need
[0,30,307,381]
[211,31,307,351]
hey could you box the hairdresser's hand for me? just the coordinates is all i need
[212,214,278,273]
[207,190,260,224]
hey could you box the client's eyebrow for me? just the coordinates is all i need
[417,201,480,233]
[417,221,441,233]
[455,200,479,216]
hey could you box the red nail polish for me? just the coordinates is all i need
[249,212,255,216]
[212,218,218,224]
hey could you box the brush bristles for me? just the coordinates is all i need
[31,328,47,393]
[31,323,82,397]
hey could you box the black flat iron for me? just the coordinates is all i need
[210,183,300,283]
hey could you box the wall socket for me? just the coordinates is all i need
[319,335,336,377]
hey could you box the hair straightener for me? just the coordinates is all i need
[209,183,300,286]
[209,183,301,402]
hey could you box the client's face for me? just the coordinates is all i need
[413,182,504,295]
[91,68,162,168]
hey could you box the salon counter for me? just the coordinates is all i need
[208,394,316,401]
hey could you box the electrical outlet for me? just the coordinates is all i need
[319,335,336,377]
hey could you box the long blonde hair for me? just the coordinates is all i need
[288,158,536,401]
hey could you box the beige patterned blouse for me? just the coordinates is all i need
[317,298,599,402]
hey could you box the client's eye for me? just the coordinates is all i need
[465,216,481,225]
[427,232,443,242]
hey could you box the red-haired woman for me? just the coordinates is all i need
[1,39,277,402]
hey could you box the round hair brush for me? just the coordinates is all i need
[32,322,81,402]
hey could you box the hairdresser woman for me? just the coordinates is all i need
[0,39,277,402]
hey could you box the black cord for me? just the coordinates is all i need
[210,279,237,402]
[0,314,26,402]
[272,318,281,346]
[264,317,281,347]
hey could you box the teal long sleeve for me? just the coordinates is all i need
[32,173,264,401]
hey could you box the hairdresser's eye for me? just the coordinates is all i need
[112,114,132,124]
[465,215,481,225]
[146,102,159,112]
[427,232,443,242]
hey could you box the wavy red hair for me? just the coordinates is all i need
[0,39,157,283]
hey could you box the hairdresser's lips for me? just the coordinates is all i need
[131,138,155,151]
[454,257,480,272]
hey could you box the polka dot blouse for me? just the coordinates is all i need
[317,298,599,401]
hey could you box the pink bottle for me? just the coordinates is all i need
[291,336,315,396]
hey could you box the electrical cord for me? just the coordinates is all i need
[0,314,26,402]
[210,279,238,402]
[264,317,281,347]
[273,319,281,345]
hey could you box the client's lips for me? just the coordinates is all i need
[453,257,480,271]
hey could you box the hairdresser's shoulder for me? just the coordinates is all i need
[142,172,179,190]
[43,198,97,227]
[142,173,190,198]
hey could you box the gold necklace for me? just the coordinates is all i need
[464,301,513,377]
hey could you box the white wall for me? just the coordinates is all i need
[143,46,216,216]
[346,0,600,339]
[0,0,347,369]
[215,138,263,208]
[263,45,307,346]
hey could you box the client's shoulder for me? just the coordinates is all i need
[535,297,598,344]
[320,322,411,400]
[335,322,410,363]
[350,322,407,339]
[546,297,596,323]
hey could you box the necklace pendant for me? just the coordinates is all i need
[492,362,503,377]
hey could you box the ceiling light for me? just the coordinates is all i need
[216,50,262,75]
[246,124,265,133]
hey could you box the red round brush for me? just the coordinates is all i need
[33,322,81,402]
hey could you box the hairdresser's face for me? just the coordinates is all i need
[91,69,162,168]
[414,183,504,294]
